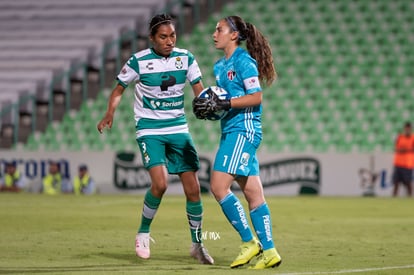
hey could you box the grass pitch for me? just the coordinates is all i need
[0,194,413,275]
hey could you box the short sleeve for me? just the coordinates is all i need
[186,51,202,85]
[238,57,261,94]
[117,55,140,87]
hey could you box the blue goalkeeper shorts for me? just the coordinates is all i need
[213,133,259,176]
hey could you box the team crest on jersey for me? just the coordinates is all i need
[227,70,236,81]
[175,57,183,69]
[239,152,250,172]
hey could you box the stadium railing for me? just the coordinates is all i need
[0,0,233,150]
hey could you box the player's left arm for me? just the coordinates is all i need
[229,57,262,109]
[229,91,262,109]
[197,81,262,113]
[191,80,204,97]
[187,50,204,97]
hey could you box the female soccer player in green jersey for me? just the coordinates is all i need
[97,14,213,265]
[193,15,282,269]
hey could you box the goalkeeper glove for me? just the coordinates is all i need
[206,89,231,111]
[192,97,209,119]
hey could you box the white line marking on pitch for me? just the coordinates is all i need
[278,264,414,275]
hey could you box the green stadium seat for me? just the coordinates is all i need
[25,134,39,151]
[20,0,414,154]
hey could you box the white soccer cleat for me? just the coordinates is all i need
[190,243,214,264]
[135,233,154,259]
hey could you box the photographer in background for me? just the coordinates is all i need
[42,161,71,195]
[73,164,95,195]
[0,161,26,192]
[392,122,414,197]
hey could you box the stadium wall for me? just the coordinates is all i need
[0,150,396,197]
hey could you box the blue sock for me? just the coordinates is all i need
[250,203,275,250]
[219,193,254,242]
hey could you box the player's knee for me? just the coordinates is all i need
[182,183,201,200]
[210,183,228,202]
[185,191,200,202]
[151,182,168,197]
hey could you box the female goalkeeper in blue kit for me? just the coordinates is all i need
[193,15,282,269]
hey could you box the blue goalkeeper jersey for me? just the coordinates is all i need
[213,47,263,147]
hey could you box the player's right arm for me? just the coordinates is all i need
[97,84,125,133]
[97,54,139,133]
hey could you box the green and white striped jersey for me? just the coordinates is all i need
[117,47,202,138]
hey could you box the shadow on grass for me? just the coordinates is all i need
[0,264,136,274]
[96,251,227,270]
[0,261,226,274]
[93,251,137,264]
[0,252,228,274]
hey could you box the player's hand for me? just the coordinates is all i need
[97,113,114,133]
[206,89,231,112]
[192,97,209,119]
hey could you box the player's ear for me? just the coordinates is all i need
[230,31,239,41]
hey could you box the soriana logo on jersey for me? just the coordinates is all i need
[143,95,184,110]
